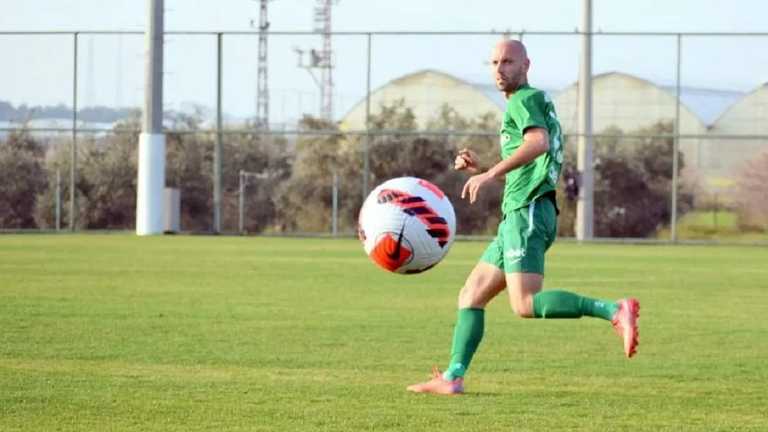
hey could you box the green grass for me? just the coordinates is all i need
[657,210,768,242]
[681,210,739,228]
[1,235,767,431]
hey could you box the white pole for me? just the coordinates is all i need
[136,0,166,235]
[576,0,594,240]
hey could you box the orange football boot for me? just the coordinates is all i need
[612,298,640,358]
[406,366,464,395]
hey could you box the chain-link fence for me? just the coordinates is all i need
[2,30,767,242]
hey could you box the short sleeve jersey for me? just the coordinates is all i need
[499,84,564,214]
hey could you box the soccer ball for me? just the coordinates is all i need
[358,177,456,274]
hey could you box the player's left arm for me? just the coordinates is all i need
[461,127,549,203]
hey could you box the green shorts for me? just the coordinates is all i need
[480,195,558,274]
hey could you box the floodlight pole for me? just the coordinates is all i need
[576,0,594,240]
[136,0,166,235]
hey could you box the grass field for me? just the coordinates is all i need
[656,210,768,242]
[1,235,767,431]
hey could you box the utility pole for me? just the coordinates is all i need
[576,0,594,240]
[315,0,334,121]
[295,0,337,121]
[136,0,166,235]
[252,0,271,129]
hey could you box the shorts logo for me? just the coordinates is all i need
[505,248,526,264]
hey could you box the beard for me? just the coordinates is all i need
[496,71,525,93]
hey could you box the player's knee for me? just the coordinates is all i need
[458,264,505,309]
[509,296,535,318]
[512,305,535,318]
[458,284,480,308]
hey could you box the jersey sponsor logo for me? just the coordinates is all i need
[377,189,450,248]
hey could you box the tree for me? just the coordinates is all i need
[557,122,693,238]
[0,129,46,228]
[274,115,348,232]
[77,130,140,229]
[164,110,213,231]
[275,100,505,235]
[34,138,74,229]
[425,105,503,234]
[734,147,768,231]
[220,126,291,233]
[164,109,292,233]
[35,114,141,230]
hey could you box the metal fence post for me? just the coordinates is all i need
[362,32,372,202]
[70,32,79,231]
[55,169,61,231]
[238,170,245,234]
[671,33,682,243]
[332,171,339,236]
[214,32,223,234]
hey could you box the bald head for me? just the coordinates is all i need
[491,39,530,96]
[496,39,528,61]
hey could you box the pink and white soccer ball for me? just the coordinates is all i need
[358,177,456,274]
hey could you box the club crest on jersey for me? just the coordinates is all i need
[500,133,511,146]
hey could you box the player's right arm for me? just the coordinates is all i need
[460,128,549,203]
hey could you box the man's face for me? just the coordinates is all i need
[491,43,529,93]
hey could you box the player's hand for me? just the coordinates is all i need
[454,148,480,173]
[461,172,492,204]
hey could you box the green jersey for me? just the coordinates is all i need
[499,84,564,214]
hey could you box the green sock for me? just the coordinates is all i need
[444,308,484,380]
[533,290,617,320]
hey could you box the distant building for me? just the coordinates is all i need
[708,83,768,192]
[341,69,766,195]
[555,72,710,135]
[554,72,749,195]
[339,69,501,131]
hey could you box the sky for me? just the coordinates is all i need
[1,0,766,124]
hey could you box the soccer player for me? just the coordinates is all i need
[406,39,640,395]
